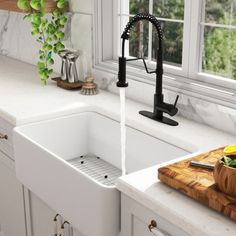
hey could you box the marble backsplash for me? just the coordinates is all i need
[0,8,236,137]
[94,69,236,136]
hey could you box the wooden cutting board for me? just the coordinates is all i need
[158,147,236,221]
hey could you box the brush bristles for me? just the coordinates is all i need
[81,87,98,95]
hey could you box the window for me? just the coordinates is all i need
[95,0,236,101]
[121,0,185,68]
[201,0,236,81]
[115,0,236,88]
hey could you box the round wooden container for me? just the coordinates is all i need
[213,157,236,197]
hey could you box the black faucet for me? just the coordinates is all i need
[117,13,179,126]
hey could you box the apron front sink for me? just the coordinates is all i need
[14,111,189,236]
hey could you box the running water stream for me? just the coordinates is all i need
[119,88,126,176]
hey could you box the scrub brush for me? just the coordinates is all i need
[81,75,98,95]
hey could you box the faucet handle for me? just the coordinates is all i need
[174,95,179,107]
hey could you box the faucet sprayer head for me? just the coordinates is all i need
[117,56,128,87]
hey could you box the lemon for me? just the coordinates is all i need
[223,144,236,155]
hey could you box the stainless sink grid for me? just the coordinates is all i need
[68,155,122,186]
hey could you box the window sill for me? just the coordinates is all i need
[94,60,236,109]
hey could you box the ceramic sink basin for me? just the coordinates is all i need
[13,111,189,236]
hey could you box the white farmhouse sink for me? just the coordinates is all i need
[14,111,189,236]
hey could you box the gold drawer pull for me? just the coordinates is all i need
[0,133,8,140]
[148,220,166,236]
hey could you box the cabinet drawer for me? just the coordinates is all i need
[133,216,170,236]
[121,194,190,236]
[0,117,14,158]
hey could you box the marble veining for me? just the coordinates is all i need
[93,71,236,135]
[0,10,10,56]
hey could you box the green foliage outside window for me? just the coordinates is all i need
[129,0,183,66]
[203,0,236,80]
[129,0,236,80]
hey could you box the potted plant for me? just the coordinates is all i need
[17,0,68,84]
[214,148,236,197]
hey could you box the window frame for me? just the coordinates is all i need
[188,0,236,91]
[94,0,236,107]
[117,0,190,77]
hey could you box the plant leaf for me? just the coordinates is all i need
[59,16,67,26]
[31,14,41,25]
[229,159,236,167]
[55,30,65,40]
[31,29,40,35]
[57,0,65,9]
[47,58,54,65]
[223,156,232,166]
[37,62,45,69]
[53,9,61,17]
[30,0,42,11]
[17,0,30,11]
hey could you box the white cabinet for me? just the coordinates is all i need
[121,194,190,236]
[0,151,26,236]
[25,191,84,236]
[25,192,57,236]
[0,153,82,236]
[0,116,82,236]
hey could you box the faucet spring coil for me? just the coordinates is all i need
[122,13,163,40]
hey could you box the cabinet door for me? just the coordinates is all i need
[121,194,190,236]
[27,192,84,236]
[27,192,57,236]
[0,152,26,236]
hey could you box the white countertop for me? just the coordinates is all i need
[1,55,236,235]
[0,55,235,153]
[116,154,236,236]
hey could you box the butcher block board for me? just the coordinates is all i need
[158,147,236,221]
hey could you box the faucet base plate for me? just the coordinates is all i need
[139,110,178,126]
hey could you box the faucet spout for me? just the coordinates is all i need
[117,56,128,87]
[117,13,179,126]
[117,13,163,88]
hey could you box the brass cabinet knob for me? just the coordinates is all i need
[0,133,8,140]
[148,220,166,236]
[148,220,157,231]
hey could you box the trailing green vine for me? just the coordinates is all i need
[17,0,68,85]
